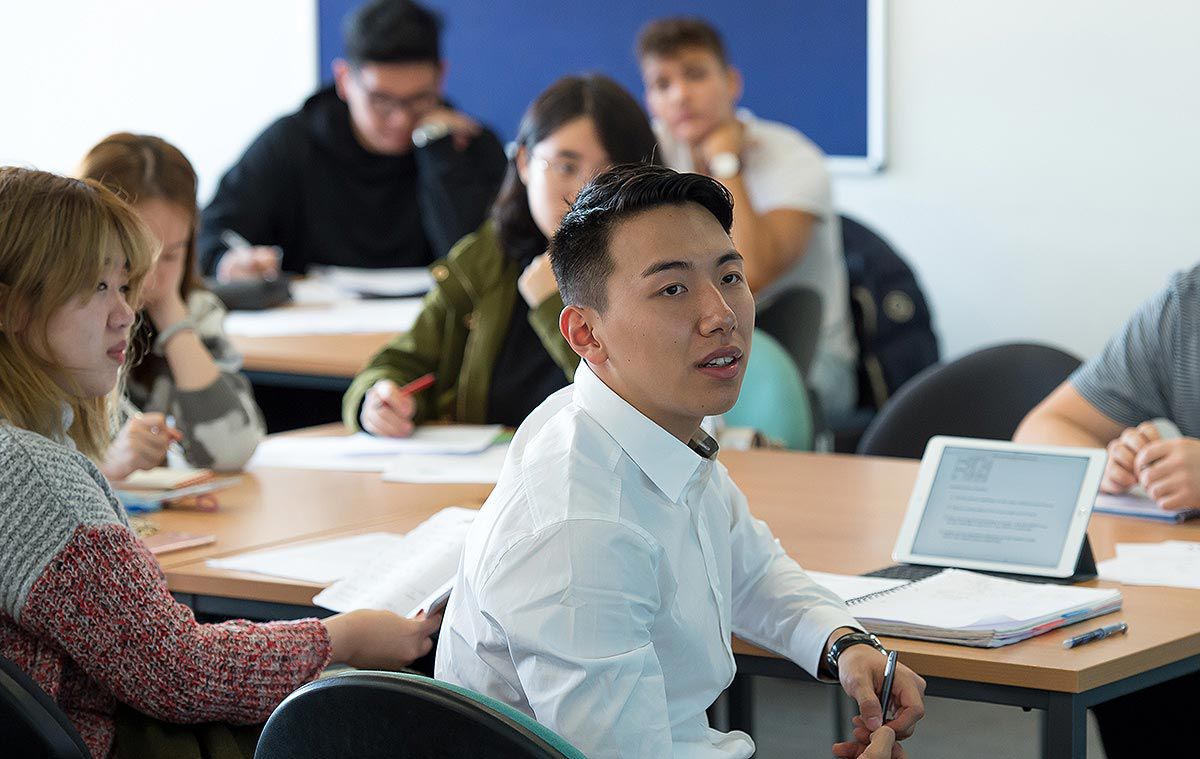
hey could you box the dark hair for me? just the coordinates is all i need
[636,16,729,66]
[549,164,733,311]
[492,74,660,266]
[344,0,442,66]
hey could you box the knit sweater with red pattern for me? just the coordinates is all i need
[0,420,332,758]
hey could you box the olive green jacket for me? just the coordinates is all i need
[343,222,578,429]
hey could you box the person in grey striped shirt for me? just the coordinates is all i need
[1015,262,1200,759]
[79,134,266,479]
[1016,263,1200,509]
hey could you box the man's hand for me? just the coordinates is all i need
[833,722,906,759]
[1101,421,1163,494]
[417,107,482,151]
[700,120,745,168]
[837,644,926,740]
[215,245,282,283]
[517,254,559,308]
[102,413,182,481]
[1135,437,1200,510]
[360,379,417,438]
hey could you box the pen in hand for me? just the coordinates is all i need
[1062,622,1128,649]
[879,649,898,722]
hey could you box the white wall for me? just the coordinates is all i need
[3,1,1198,363]
[835,0,1200,361]
[0,0,318,204]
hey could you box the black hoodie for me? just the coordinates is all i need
[198,86,506,275]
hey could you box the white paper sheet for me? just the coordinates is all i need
[382,444,510,484]
[804,571,910,603]
[224,297,423,337]
[314,507,477,616]
[310,266,433,298]
[247,427,503,472]
[1098,541,1200,589]
[206,532,408,584]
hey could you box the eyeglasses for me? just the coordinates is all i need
[529,153,609,186]
[351,70,441,119]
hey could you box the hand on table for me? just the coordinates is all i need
[216,245,282,283]
[360,379,417,437]
[1134,436,1200,510]
[102,413,182,481]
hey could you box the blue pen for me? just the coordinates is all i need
[1062,622,1128,649]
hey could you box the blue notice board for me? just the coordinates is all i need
[317,0,885,171]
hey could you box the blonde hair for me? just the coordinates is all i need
[0,167,156,459]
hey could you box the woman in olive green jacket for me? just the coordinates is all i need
[344,74,660,434]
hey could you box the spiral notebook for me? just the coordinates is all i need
[815,568,1123,648]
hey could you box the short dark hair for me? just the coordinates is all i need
[493,74,660,265]
[636,17,728,66]
[549,164,733,312]
[344,0,442,66]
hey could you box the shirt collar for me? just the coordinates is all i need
[573,362,718,502]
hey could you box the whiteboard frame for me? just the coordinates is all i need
[826,0,887,174]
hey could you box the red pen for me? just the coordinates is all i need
[397,372,436,396]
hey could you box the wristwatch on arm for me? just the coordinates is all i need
[825,631,889,677]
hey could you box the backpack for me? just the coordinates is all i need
[841,215,939,410]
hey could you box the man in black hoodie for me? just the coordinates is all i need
[198,0,506,281]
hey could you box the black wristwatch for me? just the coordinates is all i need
[825,631,888,677]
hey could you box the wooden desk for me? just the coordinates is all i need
[159,450,1200,759]
[231,332,393,380]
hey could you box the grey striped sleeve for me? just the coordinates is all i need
[1070,271,1183,428]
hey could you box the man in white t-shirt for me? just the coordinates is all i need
[636,16,859,418]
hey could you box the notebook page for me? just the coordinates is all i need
[805,571,910,603]
[850,569,1121,630]
[206,532,408,584]
[314,506,477,616]
[247,427,502,471]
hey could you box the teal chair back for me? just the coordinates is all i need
[255,670,585,758]
[724,330,815,450]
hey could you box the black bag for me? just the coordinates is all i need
[841,215,939,409]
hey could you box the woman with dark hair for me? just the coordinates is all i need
[343,74,659,434]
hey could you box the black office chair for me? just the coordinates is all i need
[0,654,91,758]
[254,671,585,759]
[856,342,1082,459]
[755,286,823,379]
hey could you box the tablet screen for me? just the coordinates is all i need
[910,447,1092,568]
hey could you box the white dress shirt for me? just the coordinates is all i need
[436,362,860,758]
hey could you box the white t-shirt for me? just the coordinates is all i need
[655,110,858,366]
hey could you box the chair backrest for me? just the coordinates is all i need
[724,330,814,450]
[0,654,91,759]
[841,214,939,409]
[254,670,585,759]
[856,342,1082,459]
[755,286,823,378]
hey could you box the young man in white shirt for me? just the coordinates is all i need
[635,17,860,420]
[436,164,925,758]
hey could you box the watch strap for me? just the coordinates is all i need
[825,631,887,676]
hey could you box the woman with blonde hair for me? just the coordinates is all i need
[0,167,439,758]
[78,133,264,479]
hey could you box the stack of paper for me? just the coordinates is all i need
[314,507,477,617]
[1093,493,1200,522]
[114,467,239,512]
[846,569,1123,647]
[247,426,502,472]
[805,571,911,603]
[1098,541,1200,589]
